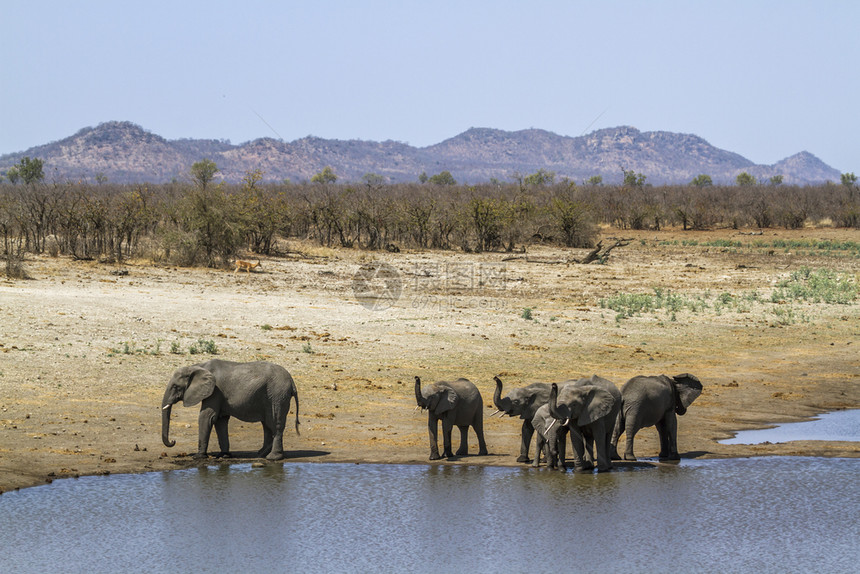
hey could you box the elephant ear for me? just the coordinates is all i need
[522,393,540,420]
[434,387,458,416]
[183,367,216,407]
[578,386,616,426]
[673,373,703,411]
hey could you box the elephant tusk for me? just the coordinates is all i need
[563,418,570,427]
[162,404,171,410]
[490,410,502,417]
[544,419,556,437]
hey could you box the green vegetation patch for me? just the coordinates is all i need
[601,268,856,325]
[600,288,708,321]
[770,267,859,304]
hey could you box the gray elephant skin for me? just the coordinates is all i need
[548,375,621,472]
[530,403,568,469]
[414,376,488,460]
[611,373,702,461]
[162,359,300,460]
[492,376,554,463]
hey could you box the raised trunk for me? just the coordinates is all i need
[161,403,176,447]
[493,376,504,410]
[548,383,563,421]
[414,376,425,409]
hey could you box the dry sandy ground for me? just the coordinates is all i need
[1,228,858,493]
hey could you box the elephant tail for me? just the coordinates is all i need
[609,408,624,459]
[293,392,301,436]
[614,408,625,437]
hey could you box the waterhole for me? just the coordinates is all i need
[720,409,860,445]
[1,458,857,573]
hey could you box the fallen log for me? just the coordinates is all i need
[577,239,631,264]
[502,238,631,265]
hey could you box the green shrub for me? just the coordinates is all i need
[189,339,218,355]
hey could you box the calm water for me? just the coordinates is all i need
[721,409,860,444]
[1,458,858,574]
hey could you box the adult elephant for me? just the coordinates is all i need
[414,376,488,460]
[548,375,620,472]
[611,373,702,461]
[161,359,300,460]
[492,376,554,463]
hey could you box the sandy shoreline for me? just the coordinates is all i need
[1,228,858,493]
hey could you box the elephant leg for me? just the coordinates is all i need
[658,414,679,460]
[266,403,287,461]
[546,426,564,470]
[567,427,591,472]
[473,415,488,456]
[266,431,286,460]
[666,413,680,460]
[518,420,535,463]
[595,443,612,472]
[456,425,469,456]
[594,424,612,472]
[258,424,273,457]
[623,427,638,461]
[533,433,545,467]
[556,428,568,470]
[195,408,218,458]
[656,419,670,458]
[427,416,442,460]
[623,413,640,461]
[441,418,455,458]
[214,415,231,457]
[583,434,596,466]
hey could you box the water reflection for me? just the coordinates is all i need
[721,409,860,444]
[1,458,858,573]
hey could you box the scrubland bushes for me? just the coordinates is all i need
[0,178,857,269]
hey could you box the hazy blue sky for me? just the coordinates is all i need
[2,1,857,172]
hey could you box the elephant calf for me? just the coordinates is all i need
[610,373,703,461]
[531,403,568,469]
[415,376,488,460]
[162,359,300,460]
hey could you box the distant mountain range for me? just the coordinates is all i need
[0,121,841,185]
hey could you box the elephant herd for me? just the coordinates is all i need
[160,359,702,472]
[490,373,703,472]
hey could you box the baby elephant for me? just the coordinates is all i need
[531,403,568,469]
[414,376,488,460]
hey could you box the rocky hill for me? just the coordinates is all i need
[0,121,841,185]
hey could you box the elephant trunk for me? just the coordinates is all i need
[161,400,176,448]
[414,376,426,409]
[493,376,504,411]
[548,383,565,423]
